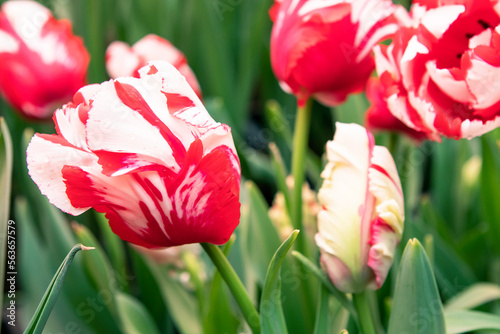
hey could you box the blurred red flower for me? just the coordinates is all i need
[270,0,402,106]
[370,0,500,140]
[106,34,202,99]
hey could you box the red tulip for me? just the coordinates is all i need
[0,0,89,119]
[27,61,241,248]
[370,0,500,140]
[270,0,402,106]
[106,34,202,99]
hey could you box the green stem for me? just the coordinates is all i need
[290,99,312,254]
[353,292,377,334]
[290,100,316,330]
[201,243,261,334]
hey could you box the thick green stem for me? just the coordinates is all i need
[290,100,316,330]
[290,99,312,254]
[201,243,261,334]
[353,291,377,334]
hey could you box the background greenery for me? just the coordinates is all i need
[1,0,500,333]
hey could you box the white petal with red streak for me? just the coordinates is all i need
[143,61,204,110]
[369,146,404,233]
[367,218,400,288]
[465,53,500,110]
[54,106,88,150]
[26,134,98,215]
[420,5,464,39]
[460,117,500,139]
[426,60,475,104]
[85,79,180,173]
[373,45,399,81]
[469,29,492,49]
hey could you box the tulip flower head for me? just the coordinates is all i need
[270,0,402,106]
[315,123,404,293]
[0,0,89,119]
[105,34,202,99]
[27,61,241,248]
[369,0,500,140]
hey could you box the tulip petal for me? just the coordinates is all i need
[26,134,98,215]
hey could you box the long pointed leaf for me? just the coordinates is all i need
[261,230,299,334]
[445,310,500,333]
[388,239,446,334]
[445,283,500,311]
[25,244,94,334]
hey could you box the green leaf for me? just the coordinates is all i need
[241,181,282,285]
[129,248,174,333]
[73,223,119,317]
[445,283,500,311]
[25,244,94,334]
[445,310,500,333]
[291,251,355,317]
[261,230,299,334]
[15,197,99,333]
[388,238,446,334]
[115,292,161,334]
[313,285,330,334]
[0,117,13,323]
[138,251,202,334]
[95,212,127,283]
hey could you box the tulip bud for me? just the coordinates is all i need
[315,123,404,293]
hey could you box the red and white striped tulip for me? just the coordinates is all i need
[269,0,403,106]
[105,34,201,99]
[369,0,500,140]
[315,123,404,293]
[27,61,241,248]
[0,0,89,119]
